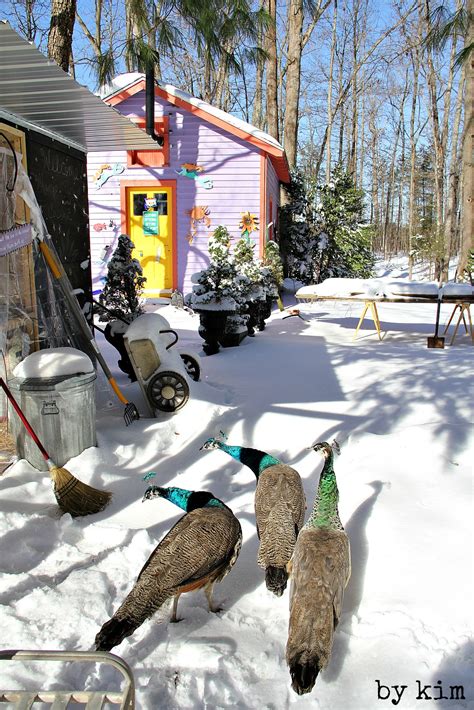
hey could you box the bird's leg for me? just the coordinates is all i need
[205,582,222,614]
[170,593,182,623]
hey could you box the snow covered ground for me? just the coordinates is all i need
[1,257,473,709]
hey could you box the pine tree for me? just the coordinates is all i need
[313,165,375,283]
[99,234,146,322]
[279,170,319,284]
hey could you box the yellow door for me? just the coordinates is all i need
[127,186,173,297]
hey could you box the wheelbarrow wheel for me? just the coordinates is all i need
[180,353,200,381]
[147,371,190,412]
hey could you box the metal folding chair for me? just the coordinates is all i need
[0,649,135,709]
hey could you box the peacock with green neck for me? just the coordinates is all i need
[304,442,343,531]
[200,435,306,597]
[286,440,351,696]
[200,438,281,479]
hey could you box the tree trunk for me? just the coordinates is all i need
[326,0,338,182]
[48,0,77,72]
[383,106,403,256]
[283,0,304,168]
[458,0,473,278]
[265,0,279,141]
[252,0,266,129]
[424,0,454,280]
[369,109,380,233]
[445,71,464,260]
[408,39,421,278]
[348,0,360,177]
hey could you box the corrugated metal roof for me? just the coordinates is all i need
[0,21,160,153]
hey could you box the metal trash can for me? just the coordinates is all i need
[8,372,97,471]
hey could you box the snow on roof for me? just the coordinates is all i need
[101,73,284,154]
[13,347,94,379]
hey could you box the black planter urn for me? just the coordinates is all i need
[194,308,234,355]
[246,300,262,336]
[256,296,274,331]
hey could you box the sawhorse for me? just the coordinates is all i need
[443,301,474,345]
[353,300,383,340]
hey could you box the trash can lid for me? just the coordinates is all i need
[13,347,94,380]
[9,371,97,391]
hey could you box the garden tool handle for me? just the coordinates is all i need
[159,329,179,350]
[0,377,49,461]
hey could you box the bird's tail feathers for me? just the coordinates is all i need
[95,616,138,652]
[288,653,321,695]
[265,565,288,596]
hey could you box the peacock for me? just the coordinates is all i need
[95,485,242,652]
[286,441,351,695]
[200,436,306,596]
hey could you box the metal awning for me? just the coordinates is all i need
[0,21,159,153]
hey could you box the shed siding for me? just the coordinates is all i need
[266,158,280,242]
[88,91,266,296]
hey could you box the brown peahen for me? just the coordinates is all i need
[95,486,242,652]
[286,441,351,695]
[200,437,306,596]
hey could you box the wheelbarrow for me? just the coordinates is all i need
[123,313,200,415]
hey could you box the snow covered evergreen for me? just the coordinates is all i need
[98,234,146,322]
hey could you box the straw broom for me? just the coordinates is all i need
[0,377,112,517]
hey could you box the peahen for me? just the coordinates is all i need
[200,437,306,596]
[286,441,351,695]
[95,486,242,652]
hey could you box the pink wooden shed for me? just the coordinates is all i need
[87,73,290,299]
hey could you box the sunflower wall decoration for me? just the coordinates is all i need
[239,212,259,241]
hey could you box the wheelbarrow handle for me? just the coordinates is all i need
[159,329,179,350]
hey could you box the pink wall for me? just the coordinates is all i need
[87,91,274,297]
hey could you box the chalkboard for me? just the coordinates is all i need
[26,131,91,303]
[1,118,95,359]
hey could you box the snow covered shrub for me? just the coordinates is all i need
[261,240,284,299]
[233,237,264,301]
[99,234,146,322]
[185,226,240,310]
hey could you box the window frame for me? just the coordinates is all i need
[127,116,169,168]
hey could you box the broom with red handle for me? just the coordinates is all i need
[0,377,112,517]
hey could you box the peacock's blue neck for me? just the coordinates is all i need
[304,453,343,531]
[217,442,281,478]
[161,486,193,511]
[161,487,225,512]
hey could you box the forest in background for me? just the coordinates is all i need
[2,0,472,280]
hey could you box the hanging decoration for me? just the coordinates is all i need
[186,206,211,244]
[93,219,117,232]
[239,211,259,241]
[95,163,125,189]
[176,163,213,190]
